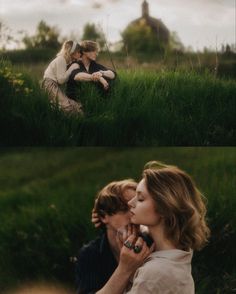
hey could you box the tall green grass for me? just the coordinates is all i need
[0,148,235,293]
[0,60,235,146]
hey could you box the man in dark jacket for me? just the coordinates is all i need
[66,40,116,100]
[75,180,137,294]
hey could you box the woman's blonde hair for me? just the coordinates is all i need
[94,179,137,218]
[143,162,210,251]
[57,40,80,63]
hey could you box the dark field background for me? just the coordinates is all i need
[0,148,235,293]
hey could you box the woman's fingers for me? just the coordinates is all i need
[127,224,132,237]
[123,234,136,250]
[133,237,144,254]
[119,235,152,274]
[117,225,128,244]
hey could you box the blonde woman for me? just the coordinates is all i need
[97,162,210,294]
[42,40,83,114]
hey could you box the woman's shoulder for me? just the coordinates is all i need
[134,251,193,287]
[52,54,66,65]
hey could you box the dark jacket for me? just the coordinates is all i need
[66,60,116,99]
[75,233,117,294]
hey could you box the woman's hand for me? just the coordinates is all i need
[116,224,139,249]
[96,226,154,294]
[118,234,155,275]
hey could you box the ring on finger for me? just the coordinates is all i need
[133,245,142,254]
[124,240,133,249]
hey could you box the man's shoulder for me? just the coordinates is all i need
[90,61,107,72]
[79,234,104,256]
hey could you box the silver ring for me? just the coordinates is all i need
[124,240,133,249]
[133,245,142,254]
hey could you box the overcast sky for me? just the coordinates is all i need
[1,0,235,50]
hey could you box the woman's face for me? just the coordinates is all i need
[129,179,161,227]
[71,51,81,61]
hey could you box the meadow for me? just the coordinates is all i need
[0,57,235,146]
[0,148,235,293]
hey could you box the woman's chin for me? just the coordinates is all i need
[131,216,137,224]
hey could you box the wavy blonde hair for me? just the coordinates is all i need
[57,40,80,63]
[143,163,210,251]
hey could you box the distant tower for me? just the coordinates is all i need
[142,0,149,18]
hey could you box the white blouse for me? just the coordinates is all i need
[125,249,194,294]
[43,55,78,85]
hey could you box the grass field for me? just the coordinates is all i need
[0,59,235,146]
[0,148,235,293]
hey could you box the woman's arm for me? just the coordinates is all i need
[96,265,132,294]
[56,57,79,84]
[96,235,154,294]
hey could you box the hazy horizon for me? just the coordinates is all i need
[1,0,235,51]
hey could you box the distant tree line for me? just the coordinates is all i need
[0,19,235,56]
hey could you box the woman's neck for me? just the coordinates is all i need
[106,228,120,261]
[148,225,177,251]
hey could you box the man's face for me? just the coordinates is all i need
[123,188,136,203]
[102,211,131,231]
[101,188,136,231]
[84,50,98,61]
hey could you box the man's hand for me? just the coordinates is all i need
[99,77,109,90]
[92,72,102,81]
[91,208,101,228]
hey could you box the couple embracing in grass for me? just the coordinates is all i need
[74,161,210,294]
[42,40,116,115]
